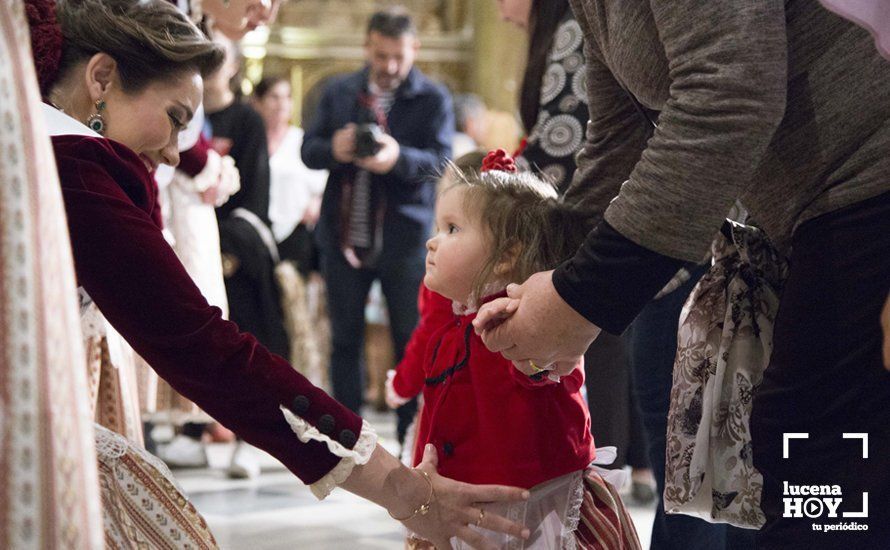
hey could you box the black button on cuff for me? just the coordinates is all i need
[339,429,357,448]
[317,414,335,435]
[291,395,310,415]
[443,442,454,457]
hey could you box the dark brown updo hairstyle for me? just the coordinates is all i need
[54,0,224,93]
[252,75,289,100]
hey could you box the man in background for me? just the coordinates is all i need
[302,8,453,441]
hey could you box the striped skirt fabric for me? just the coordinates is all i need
[574,469,642,550]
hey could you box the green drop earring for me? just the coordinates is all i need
[86,98,107,135]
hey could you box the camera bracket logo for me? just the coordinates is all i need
[782,433,868,528]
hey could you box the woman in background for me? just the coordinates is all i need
[252,75,329,388]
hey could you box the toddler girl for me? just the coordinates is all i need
[387,150,640,549]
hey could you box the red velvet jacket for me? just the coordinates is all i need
[392,287,595,488]
[392,284,456,398]
[53,133,362,484]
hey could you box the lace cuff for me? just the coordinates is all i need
[280,407,378,500]
[386,369,412,407]
[181,149,220,193]
[176,150,241,206]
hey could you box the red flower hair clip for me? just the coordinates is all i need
[25,0,64,97]
[481,149,517,173]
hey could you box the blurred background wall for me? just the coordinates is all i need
[240,0,527,151]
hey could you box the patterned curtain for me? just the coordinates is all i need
[0,1,104,547]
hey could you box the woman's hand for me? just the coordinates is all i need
[340,444,529,550]
[402,444,530,549]
[473,270,602,365]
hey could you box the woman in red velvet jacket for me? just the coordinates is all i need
[388,152,640,549]
[28,1,530,547]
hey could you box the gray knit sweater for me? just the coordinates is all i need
[564,0,890,260]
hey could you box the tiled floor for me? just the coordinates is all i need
[176,409,656,549]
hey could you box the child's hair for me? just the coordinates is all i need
[442,165,590,304]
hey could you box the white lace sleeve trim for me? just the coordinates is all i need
[279,407,377,500]
[175,150,241,207]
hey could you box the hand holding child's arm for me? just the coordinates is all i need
[510,355,584,385]
[472,296,520,333]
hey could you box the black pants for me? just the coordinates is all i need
[321,249,425,440]
[584,332,649,470]
[751,192,890,549]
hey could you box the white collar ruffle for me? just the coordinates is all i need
[42,102,102,138]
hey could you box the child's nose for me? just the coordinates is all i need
[426,236,436,251]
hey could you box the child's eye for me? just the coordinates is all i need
[447,224,459,234]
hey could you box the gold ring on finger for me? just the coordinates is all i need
[474,508,485,527]
[529,361,545,374]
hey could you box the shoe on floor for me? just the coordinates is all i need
[227,442,261,479]
[157,435,208,468]
[631,480,657,505]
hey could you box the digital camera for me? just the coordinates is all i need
[354,123,383,158]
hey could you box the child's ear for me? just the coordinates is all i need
[493,242,521,278]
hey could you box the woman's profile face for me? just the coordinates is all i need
[204,0,281,40]
[495,0,532,29]
[255,80,292,128]
[103,71,203,173]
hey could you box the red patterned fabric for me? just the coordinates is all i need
[574,470,642,549]
[96,425,218,549]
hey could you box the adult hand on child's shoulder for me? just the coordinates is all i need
[475,270,602,366]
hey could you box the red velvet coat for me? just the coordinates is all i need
[53,133,362,484]
[392,284,456,399]
[392,286,595,489]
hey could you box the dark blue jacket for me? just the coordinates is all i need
[301,66,453,261]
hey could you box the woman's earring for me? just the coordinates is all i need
[86,98,107,135]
